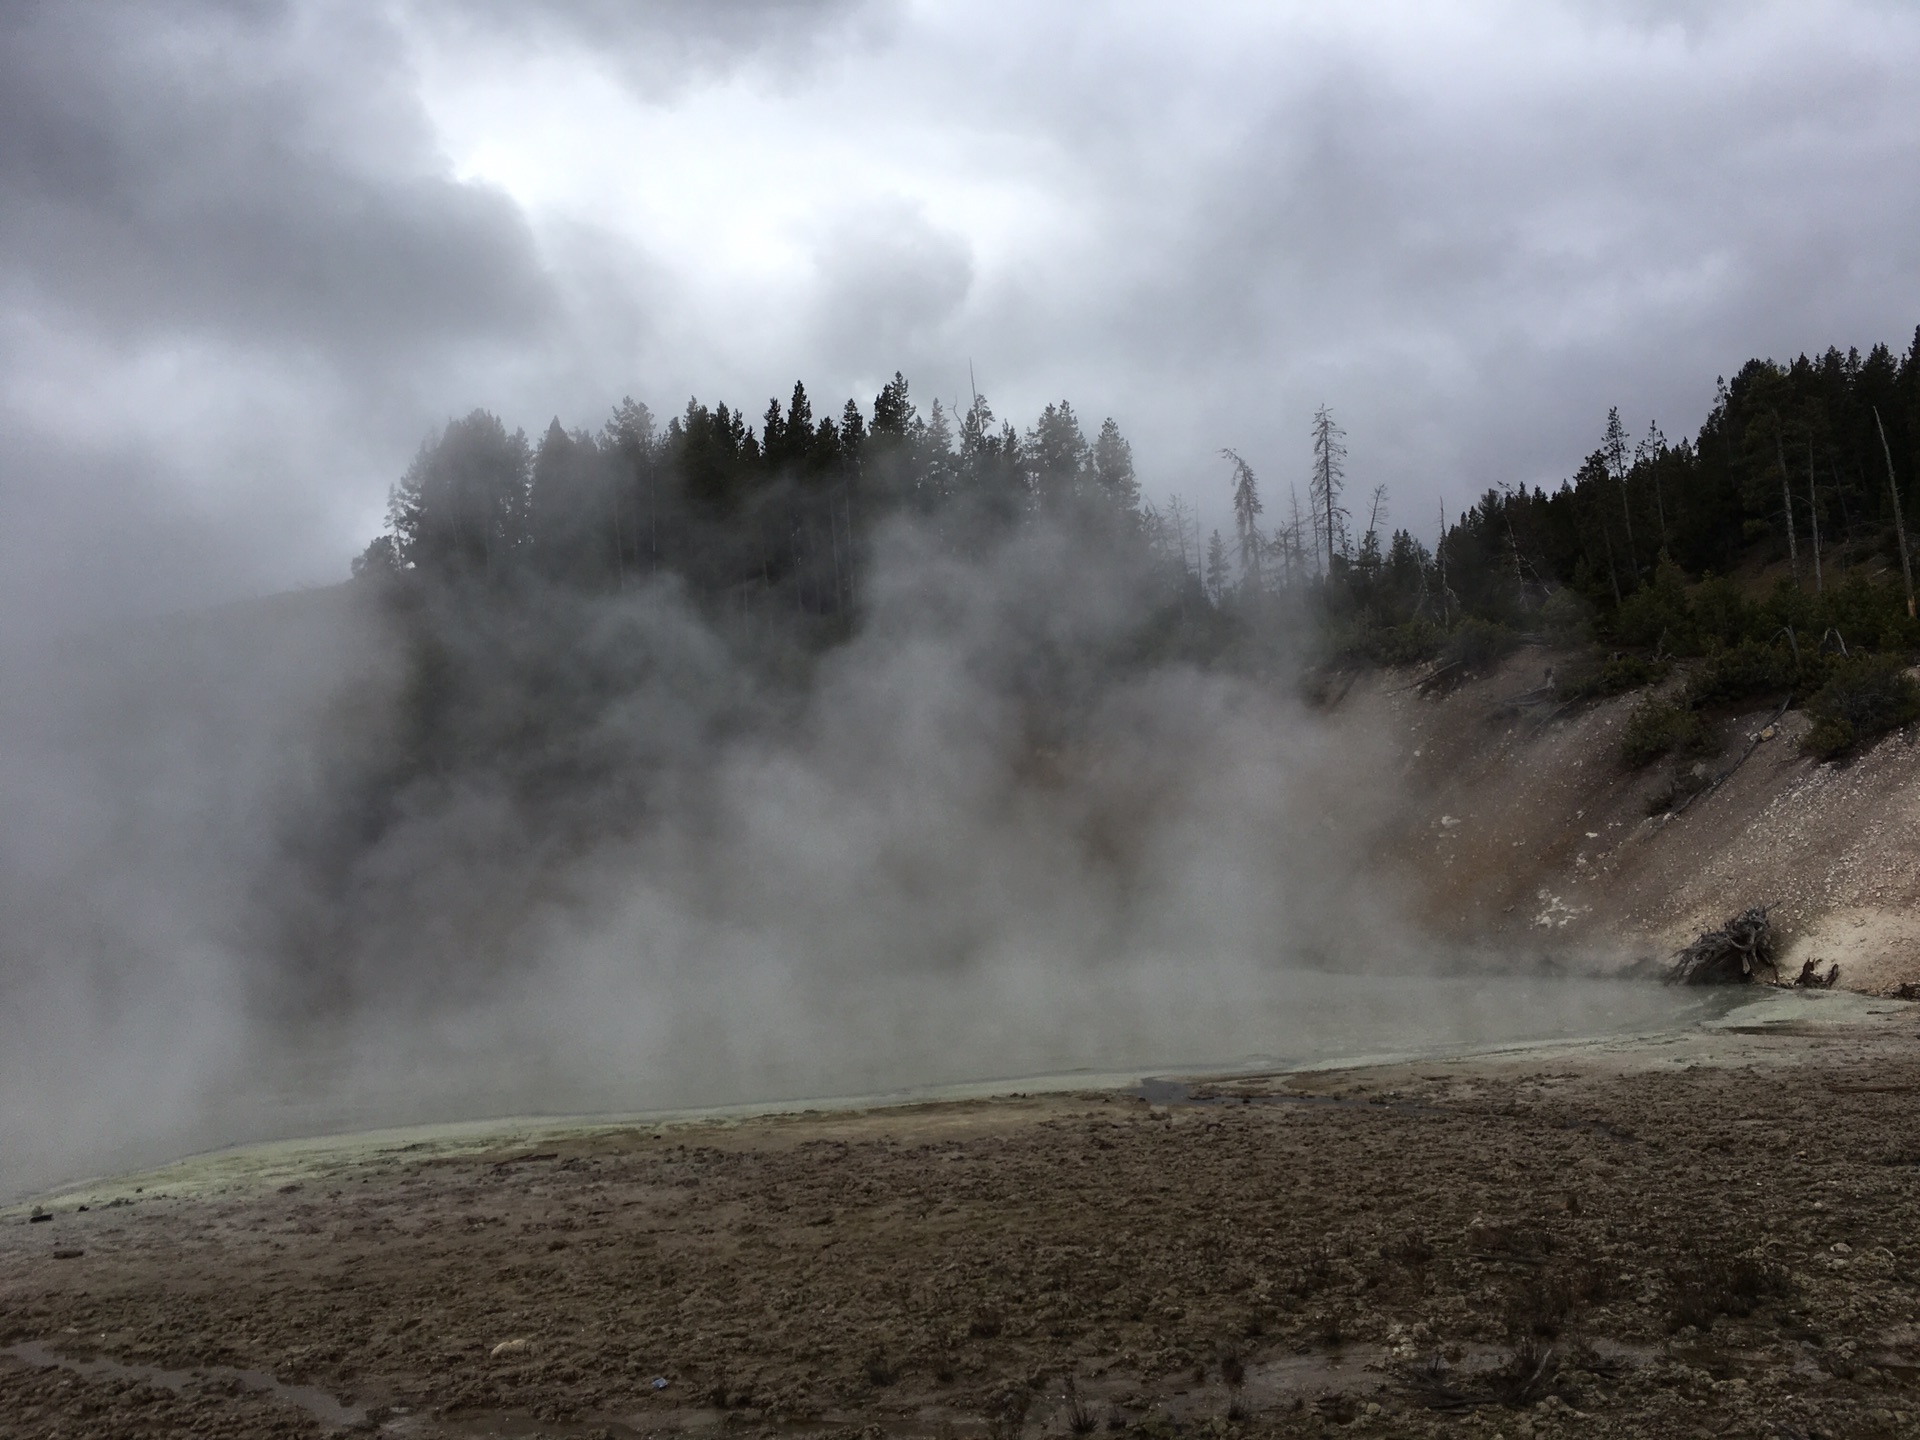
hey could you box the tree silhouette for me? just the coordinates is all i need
[1310,405,1349,575]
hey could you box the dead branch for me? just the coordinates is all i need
[1669,906,1775,985]
[1793,957,1839,990]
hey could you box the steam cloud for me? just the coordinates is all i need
[0,511,1679,1199]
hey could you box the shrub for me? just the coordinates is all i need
[1685,639,1815,708]
[1554,651,1670,703]
[1539,588,1591,647]
[1818,571,1920,652]
[1801,655,1920,759]
[1610,559,1694,651]
[1443,617,1520,672]
[1689,576,1755,649]
[1351,618,1443,667]
[1622,698,1711,767]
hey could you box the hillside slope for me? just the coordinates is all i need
[1345,648,1920,992]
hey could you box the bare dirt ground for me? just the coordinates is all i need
[6,988,1920,1439]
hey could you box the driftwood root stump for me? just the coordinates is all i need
[1670,905,1774,985]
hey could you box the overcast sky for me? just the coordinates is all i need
[3,0,1917,627]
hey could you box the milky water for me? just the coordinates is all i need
[0,969,1728,1206]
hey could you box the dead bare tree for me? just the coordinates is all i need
[1282,484,1309,589]
[1310,405,1349,574]
[1165,494,1198,578]
[1774,419,1799,582]
[1806,436,1822,595]
[1636,420,1670,555]
[1873,406,1916,619]
[1222,448,1264,596]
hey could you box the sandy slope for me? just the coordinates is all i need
[1348,650,1920,992]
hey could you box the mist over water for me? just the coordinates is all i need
[0,513,1687,1198]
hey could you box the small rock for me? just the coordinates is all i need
[1830,1242,1852,1255]
[490,1338,529,1358]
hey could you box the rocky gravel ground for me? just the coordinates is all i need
[5,995,1920,1439]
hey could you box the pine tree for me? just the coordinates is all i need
[1092,417,1141,516]
[1164,495,1197,575]
[387,409,532,580]
[839,398,867,457]
[1355,484,1388,579]
[1603,406,1637,576]
[920,397,955,509]
[603,396,655,576]
[783,381,814,469]
[871,372,914,437]
[1027,401,1089,511]
[1223,448,1264,593]
[1205,529,1230,604]
[1634,419,1669,555]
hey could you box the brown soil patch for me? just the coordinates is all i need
[6,994,1920,1438]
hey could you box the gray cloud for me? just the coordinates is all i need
[0,0,561,627]
[0,2,549,359]
[414,0,889,97]
[2,2,1917,611]
[807,200,975,380]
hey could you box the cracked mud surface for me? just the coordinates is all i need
[6,993,1920,1439]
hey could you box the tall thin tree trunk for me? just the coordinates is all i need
[1618,477,1636,579]
[1600,521,1622,607]
[1835,462,1857,551]
[828,491,845,616]
[1322,462,1336,576]
[610,483,626,593]
[1776,428,1799,582]
[1874,406,1916,619]
[1807,437,1822,595]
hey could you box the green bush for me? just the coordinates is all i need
[1759,575,1816,636]
[1685,639,1815,708]
[1443,617,1520,673]
[1611,560,1694,652]
[1321,618,1442,669]
[1364,618,1444,667]
[1689,576,1756,650]
[1801,655,1920,759]
[1539,588,1591,647]
[1817,572,1920,653]
[1621,698,1713,767]
[1555,652,1670,703]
